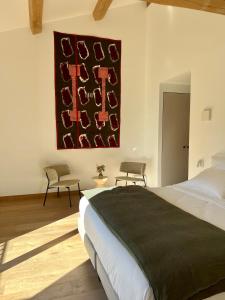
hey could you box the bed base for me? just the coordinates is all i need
[84,234,119,300]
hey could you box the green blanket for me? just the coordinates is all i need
[89,186,225,300]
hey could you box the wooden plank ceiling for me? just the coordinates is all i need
[28,0,225,34]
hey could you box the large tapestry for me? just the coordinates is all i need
[54,31,121,149]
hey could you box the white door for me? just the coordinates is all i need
[161,92,190,186]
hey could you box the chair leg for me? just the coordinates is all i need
[67,187,72,208]
[126,181,127,186]
[143,175,147,187]
[43,185,49,206]
[57,187,60,197]
[78,182,82,199]
[115,179,118,186]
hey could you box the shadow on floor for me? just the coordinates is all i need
[0,229,78,273]
[29,260,107,300]
[0,192,79,243]
[0,242,6,265]
[0,192,80,273]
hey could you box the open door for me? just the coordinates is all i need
[161,92,190,186]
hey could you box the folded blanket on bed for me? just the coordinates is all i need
[89,186,225,300]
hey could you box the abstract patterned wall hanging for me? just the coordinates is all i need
[54,31,121,149]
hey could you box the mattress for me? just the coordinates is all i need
[78,185,225,300]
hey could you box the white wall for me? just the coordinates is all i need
[0,4,147,196]
[2,3,225,195]
[145,5,225,186]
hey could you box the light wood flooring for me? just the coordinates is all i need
[0,192,107,300]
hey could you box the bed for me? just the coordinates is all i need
[78,157,225,300]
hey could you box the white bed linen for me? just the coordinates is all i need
[78,185,225,300]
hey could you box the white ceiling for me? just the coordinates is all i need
[0,0,140,33]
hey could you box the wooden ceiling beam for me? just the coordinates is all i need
[93,0,113,21]
[145,0,225,15]
[28,0,43,34]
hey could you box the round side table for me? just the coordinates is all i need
[92,176,108,188]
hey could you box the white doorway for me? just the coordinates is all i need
[158,72,191,187]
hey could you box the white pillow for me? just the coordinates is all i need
[180,167,225,199]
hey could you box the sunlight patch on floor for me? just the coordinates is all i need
[2,213,79,263]
[0,213,91,300]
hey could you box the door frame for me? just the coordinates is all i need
[158,83,191,186]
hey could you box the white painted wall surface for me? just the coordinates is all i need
[145,5,225,186]
[0,4,147,196]
[2,3,225,195]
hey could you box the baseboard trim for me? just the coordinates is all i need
[0,190,80,201]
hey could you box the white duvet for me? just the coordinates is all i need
[78,184,225,300]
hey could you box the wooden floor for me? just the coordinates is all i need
[0,192,107,300]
